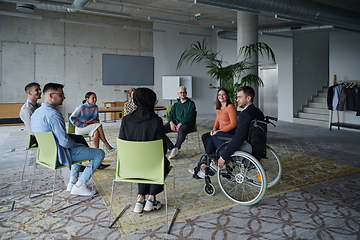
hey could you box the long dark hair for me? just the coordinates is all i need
[216,88,232,110]
[83,91,96,104]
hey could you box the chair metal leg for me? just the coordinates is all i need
[164,183,180,234]
[172,169,176,200]
[51,170,57,213]
[29,161,95,213]
[108,179,131,228]
[29,162,37,198]
[164,183,168,232]
[167,207,180,234]
[21,148,29,181]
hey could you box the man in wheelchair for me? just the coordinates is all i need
[189,86,265,179]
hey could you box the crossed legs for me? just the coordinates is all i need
[92,124,114,150]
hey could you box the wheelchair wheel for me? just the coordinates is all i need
[217,151,267,205]
[261,146,282,188]
[204,183,215,196]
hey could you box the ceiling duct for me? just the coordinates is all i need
[218,25,337,40]
[195,0,360,32]
[35,0,88,12]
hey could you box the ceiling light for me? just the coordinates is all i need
[16,3,35,13]
[194,0,259,14]
[178,32,211,37]
[124,26,166,33]
[59,18,112,27]
[275,15,317,25]
[212,25,236,31]
[67,6,131,18]
[148,16,199,27]
[0,10,42,19]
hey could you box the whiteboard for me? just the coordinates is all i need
[162,76,192,100]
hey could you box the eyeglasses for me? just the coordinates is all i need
[51,93,65,97]
[178,91,186,94]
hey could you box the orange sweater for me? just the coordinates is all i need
[213,103,237,132]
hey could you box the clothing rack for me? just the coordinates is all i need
[329,75,360,131]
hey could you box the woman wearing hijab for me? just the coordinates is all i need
[70,92,115,154]
[119,88,170,213]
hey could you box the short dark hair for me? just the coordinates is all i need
[237,86,255,102]
[83,92,96,104]
[43,83,64,94]
[215,88,232,110]
[24,82,40,93]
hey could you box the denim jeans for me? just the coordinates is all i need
[70,146,105,184]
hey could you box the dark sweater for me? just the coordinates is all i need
[168,98,196,126]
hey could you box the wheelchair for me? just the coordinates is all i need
[191,116,282,205]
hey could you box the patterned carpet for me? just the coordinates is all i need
[1,122,360,239]
[94,127,360,236]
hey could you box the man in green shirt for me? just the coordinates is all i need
[164,86,196,159]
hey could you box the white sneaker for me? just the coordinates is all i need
[169,148,179,159]
[70,184,94,196]
[143,199,162,212]
[66,182,75,192]
[133,201,145,214]
[188,168,205,179]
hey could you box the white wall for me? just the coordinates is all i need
[329,31,360,125]
[153,23,217,114]
[0,3,153,118]
[215,34,294,122]
[259,35,293,122]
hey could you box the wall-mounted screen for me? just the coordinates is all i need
[102,54,154,85]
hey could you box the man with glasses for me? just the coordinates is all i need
[164,86,196,159]
[31,83,105,196]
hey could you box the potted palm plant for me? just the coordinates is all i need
[176,39,276,107]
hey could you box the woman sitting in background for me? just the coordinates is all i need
[201,87,237,152]
[190,88,237,178]
[123,88,137,116]
[70,92,116,155]
[119,88,170,213]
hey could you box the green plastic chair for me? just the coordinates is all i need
[108,138,178,234]
[29,132,94,213]
[67,113,92,141]
[21,135,38,181]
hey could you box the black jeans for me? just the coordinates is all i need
[164,122,194,150]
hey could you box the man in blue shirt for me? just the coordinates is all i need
[31,83,105,196]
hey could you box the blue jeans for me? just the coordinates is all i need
[70,146,105,184]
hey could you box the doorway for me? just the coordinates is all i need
[258,65,278,118]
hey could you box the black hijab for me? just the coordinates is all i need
[128,88,157,123]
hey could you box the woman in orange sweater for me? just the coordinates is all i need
[201,88,237,153]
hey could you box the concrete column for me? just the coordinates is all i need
[237,12,259,105]
[237,11,258,76]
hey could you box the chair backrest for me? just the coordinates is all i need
[33,132,58,170]
[166,105,172,119]
[193,111,197,132]
[67,113,75,134]
[116,138,165,184]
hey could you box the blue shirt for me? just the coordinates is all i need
[69,102,98,128]
[31,103,77,166]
